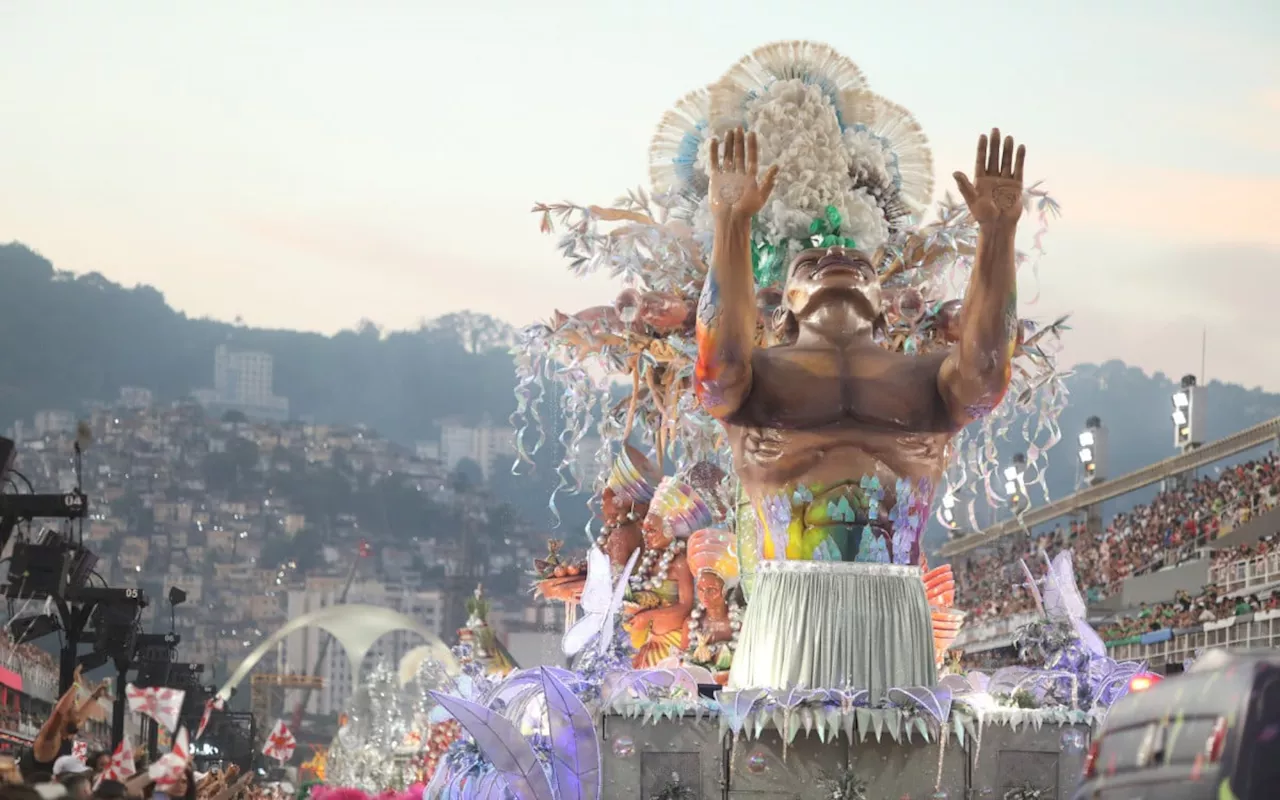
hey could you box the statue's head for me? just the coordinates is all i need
[641,508,671,550]
[695,572,727,611]
[645,477,713,550]
[777,246,885,340]
[601,487,645,527]
[604,523,643,567]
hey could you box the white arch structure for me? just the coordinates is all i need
[216,603,457,701]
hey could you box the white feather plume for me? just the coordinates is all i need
[837,89,935,211]
[716,40,867,99]
[648,88,712,196]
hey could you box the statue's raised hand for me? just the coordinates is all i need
[953,129,1025,229]
[709,128,779,221]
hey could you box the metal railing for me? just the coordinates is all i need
[1208,550,1280,595]
[952,611,1039,651]
[941,416,1280,557]
[1108,611,1280,670]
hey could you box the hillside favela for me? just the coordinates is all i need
[1,6,1277,800]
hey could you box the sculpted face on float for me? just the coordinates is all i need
[695,572,726,610]
[781,246,883,338]
[642,509,671,551]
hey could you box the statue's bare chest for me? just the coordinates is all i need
[722,345,953,491]
[740,345,947,433]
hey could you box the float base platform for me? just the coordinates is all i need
[600,714,1087,800]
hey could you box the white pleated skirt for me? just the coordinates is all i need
[726,560,936,700]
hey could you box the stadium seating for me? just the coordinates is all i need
[954,453,1280,629]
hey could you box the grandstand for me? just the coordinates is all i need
[946,414,1280,674]
[0,635,113,754]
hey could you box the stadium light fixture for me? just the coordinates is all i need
[940,491,957,528]
[1171,375,1205,452]
[1077,416,1107,486]
[1005,453,1028,507]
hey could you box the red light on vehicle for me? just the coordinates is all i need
[1083,739,1101,779]
[1206,716,1228,763]
[1129,672,1162,693]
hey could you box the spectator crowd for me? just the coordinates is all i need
[0,638,58,696]
[955,453,1280,625]
[0,667,253,800]
[1097,584,1280,642]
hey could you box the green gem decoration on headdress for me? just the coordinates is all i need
[752,240,787,288]
[808,205,859,250]
[751,205,858,288]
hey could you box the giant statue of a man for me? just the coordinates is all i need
[695,127,1026,694]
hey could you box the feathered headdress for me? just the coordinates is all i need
[686,528,739,585]
[606,444,659,504]
[649,477,713,540]
[650,41,933,287]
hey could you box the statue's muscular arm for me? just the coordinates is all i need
[695,129,776,420]
[695,213,757,419]
[938,130,1024,427]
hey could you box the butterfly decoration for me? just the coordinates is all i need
[562,546,640,658]
[428,669,600,800]
[1020,551,1106,656]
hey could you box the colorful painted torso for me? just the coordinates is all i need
[739,474,934,565]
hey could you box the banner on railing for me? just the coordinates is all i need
[0,666,20,693]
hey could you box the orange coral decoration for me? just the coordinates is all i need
[923,565,964,665]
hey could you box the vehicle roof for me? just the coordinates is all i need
[1104,654,1275,730]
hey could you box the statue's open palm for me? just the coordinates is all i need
[953,128,1025,227]
[709,128,779,220]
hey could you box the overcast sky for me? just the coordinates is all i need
[1,1,1277,388]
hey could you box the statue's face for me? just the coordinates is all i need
[642,512,671,549]
[783,246,883,324]
[696,573,726,611]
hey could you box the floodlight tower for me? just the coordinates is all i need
[1172,375,1206,453]
[939,491,959,532]
[1077,416,1108,487]
[1076,416,1108,537]
[1004,452,1029,511]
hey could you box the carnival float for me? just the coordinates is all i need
[316,41,1145,800]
